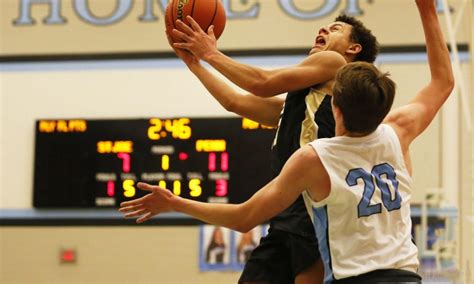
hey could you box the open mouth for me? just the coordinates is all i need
[314,36,326,47]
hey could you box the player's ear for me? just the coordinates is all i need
[347,43,362,56]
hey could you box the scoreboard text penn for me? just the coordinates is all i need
[34,117,276,208]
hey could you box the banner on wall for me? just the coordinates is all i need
[199,224,269,271]
[0,0,469,58]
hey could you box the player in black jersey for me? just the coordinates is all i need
[166,15,378,284]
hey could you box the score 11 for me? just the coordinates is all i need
[208,152,228,172]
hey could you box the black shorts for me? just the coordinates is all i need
[238,228,320,284]
[333,269,422,284]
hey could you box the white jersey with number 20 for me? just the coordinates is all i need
[306,124,419,283]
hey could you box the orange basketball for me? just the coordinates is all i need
[165,0,226,40]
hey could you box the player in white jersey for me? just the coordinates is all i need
[306,123,419,282]
[119,0,453,282]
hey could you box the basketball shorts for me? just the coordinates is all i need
[238,228,320,284]
[333,269,422,283]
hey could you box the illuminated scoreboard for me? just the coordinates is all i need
[33,117,276,208]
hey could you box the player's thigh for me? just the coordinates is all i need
[287,231,322,282]
[295,257,324,284]
[239,230,293,284]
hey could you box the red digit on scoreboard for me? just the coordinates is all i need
[221,152,228,172]
[117,153,130,172]
[215,179,228,197]
[208,153,216,172]
[107,180,115,197]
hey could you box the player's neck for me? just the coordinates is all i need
[335,122,367,138]
[335,121,347,137]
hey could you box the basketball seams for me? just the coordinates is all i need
[171,0,177,30]
[190,0,197,21]
[203,0,218,35]
[166,0,225,39]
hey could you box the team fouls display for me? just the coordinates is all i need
[34,117,274,208]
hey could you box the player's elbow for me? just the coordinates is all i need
[233,223,253,234]
[445,75,455,95]
[435,70,455,97]
[438,77,455,101]
[233,207,259,233]
[233,217,256,233]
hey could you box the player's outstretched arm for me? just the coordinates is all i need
[385,0,454,147]
[172,16,345,97]
[119,147,321,231]
[167,31,283,127]
[118,179,294,232]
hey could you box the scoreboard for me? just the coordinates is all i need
[33,117,276,208]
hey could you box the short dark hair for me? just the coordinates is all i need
[335,14,379,63]
[332,62,396,134]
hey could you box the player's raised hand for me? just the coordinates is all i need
[119,182,177,223]
[172,16,219,61]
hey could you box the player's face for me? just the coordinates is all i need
[309,21,353,55]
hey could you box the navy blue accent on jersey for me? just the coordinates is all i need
[346,163,402,218]
[269,89,335,237]
[313,206,334,284]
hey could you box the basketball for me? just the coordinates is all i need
[165,0,226,40]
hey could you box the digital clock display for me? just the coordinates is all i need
[33,117,276,208]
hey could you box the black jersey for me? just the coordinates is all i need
[269,88,335,237]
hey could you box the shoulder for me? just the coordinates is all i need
[287,145,326,177]
[309,50,346,63]
[297,144,331,201]
[383,109,415,152]
[301,51,347,68]
[281,145,320,175]
[293,144,319,162]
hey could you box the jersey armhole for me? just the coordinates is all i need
[382,124,413,182]
[307,141,337,208]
